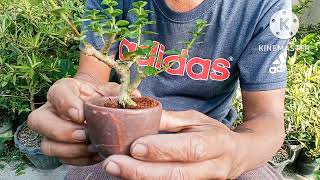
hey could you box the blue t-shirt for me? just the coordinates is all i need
[82,0,290,127]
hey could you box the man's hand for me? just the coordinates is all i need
[27,77,140,166]
[102,110,244,180]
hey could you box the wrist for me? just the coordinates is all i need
[229,131,248,177]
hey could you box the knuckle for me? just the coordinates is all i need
[168,167,189,180]
[47,81,61,101]
[186,134,207,161]
[134,166,148,180]
[41,139,53,157]
[47,128,62,141]
[27,110,39,131]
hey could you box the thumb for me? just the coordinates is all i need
[160,110,214,132]
[48,78,96,123]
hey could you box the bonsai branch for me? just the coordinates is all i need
[101,35,116,54]
[83,44,121,71]
[128,66,146,94]
[48,0,81,37]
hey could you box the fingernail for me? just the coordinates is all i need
[68,108,79,121]
[72,129,87,141]
[132,144,148,157]
[105,161,120,176]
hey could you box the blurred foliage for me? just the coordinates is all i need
[289,33,320,65]
[285,61,320,158]
[0,0,84,168]
[0,0,83,120]
[293,0,313,16]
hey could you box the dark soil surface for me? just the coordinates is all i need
[103,97,158,109]
[18,125,42,148]
[272,145,291,163]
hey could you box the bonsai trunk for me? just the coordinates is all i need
[118,72,136,108]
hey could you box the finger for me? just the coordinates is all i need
[160,110,214,132]
[102,155,226,180]
[94,82,141,98]
[47,78,96,123]
[41,138,95,158]
[27,103,88,143]
[131,132,225,162]
[59,155,102,166]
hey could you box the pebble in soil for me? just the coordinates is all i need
[272,145,291,163]
[18,126,42,148]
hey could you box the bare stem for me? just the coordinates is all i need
[48,0,81,37]
[0,94,29,100]
[82,44,120,70]
[101,35,116,54]
[128,65,146,94]
[30,94,35,111]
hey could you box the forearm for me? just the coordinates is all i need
[75,52,112,85]
[234,113,285,172]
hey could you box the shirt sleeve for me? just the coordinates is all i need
[80,0,126,55]
[237,0,291,91]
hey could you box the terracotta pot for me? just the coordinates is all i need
[84,96,162,157]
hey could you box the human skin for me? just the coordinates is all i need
[28,0,286,178]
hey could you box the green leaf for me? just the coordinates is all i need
[39,73,52,83]
[123,52,136,60]
[27,0,43,6]
[128,8,140,15]
[143,66,158,76]
[132,1,148,8]
[142,40,154,47]
[135,47,151,56]
[125,31,139,38]
[110,9,123,17]
[86,10,101,16]
[116,20,130,27]
[142,31,158,35]
[146,21,156,25]
[164,49,180,55]
[51,8,67,16]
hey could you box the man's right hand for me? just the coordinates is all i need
[27,77,139,166]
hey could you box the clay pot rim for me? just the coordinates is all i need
[85,96,162,112]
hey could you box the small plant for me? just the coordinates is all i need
[0,0,81,112]
[313,159,320,180]
[285,61,320,158]
[49,0,208,108]
[293,0,313,16]
[289,33,320,65]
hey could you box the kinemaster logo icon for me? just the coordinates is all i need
[270,9,299,39]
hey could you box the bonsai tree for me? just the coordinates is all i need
[49,0,208,108]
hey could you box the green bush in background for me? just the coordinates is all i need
[0,0,83,117]
[0,0,83,166]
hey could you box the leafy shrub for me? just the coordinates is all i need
[289,33,320,65]
[285,61,320,158]
[0,0,83,117]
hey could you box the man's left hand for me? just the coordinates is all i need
[102,110,244,180]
